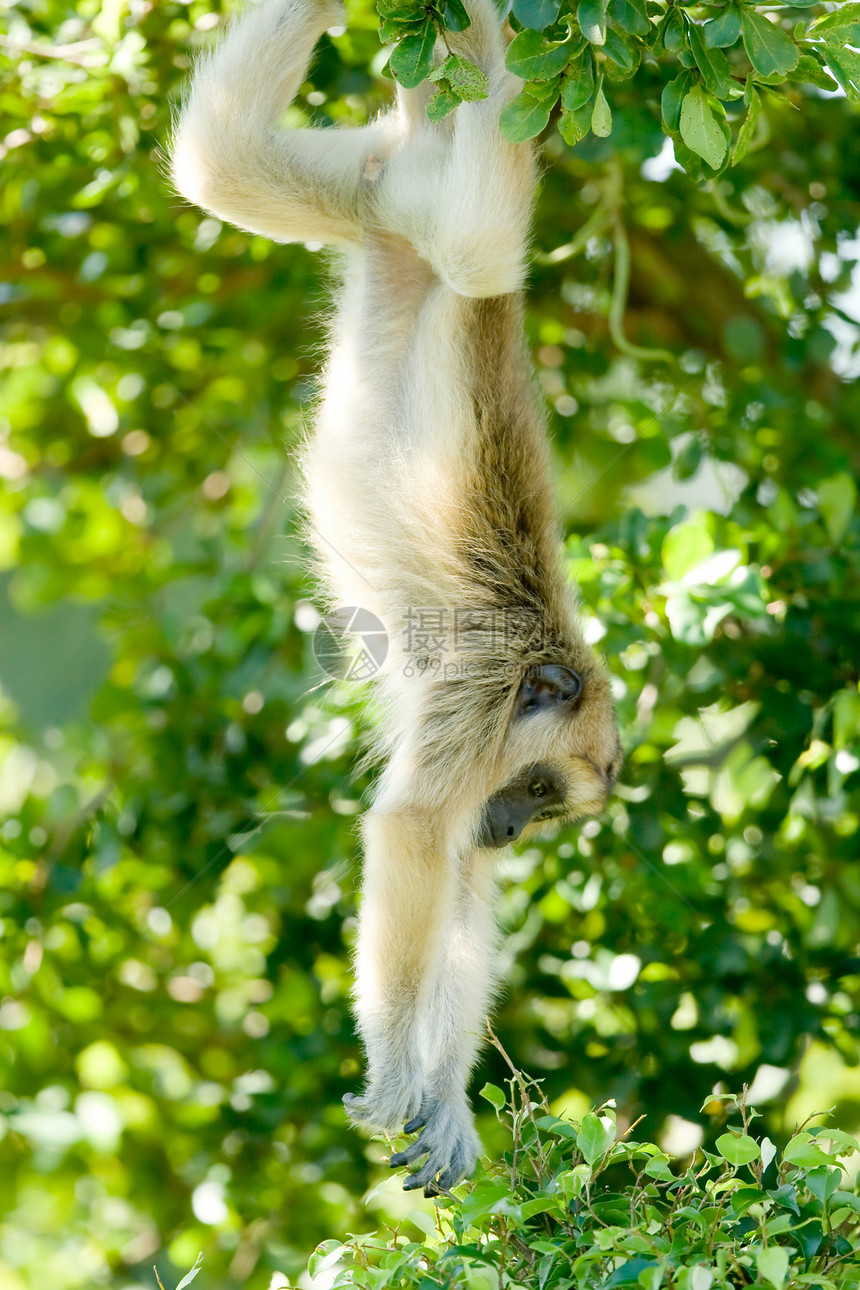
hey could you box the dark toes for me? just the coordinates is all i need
[388,1150,408,1167]
[403,1114,426,1134]
[402,1173,427,1191]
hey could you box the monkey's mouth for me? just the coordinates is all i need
[476,795,547,849]
[476,809,521,849]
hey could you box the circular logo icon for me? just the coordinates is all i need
[313,606,389,680]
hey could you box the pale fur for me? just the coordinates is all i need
[171,0,620,1193]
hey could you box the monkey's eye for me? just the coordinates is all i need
[530,780,548,798]
[535,810,553,822]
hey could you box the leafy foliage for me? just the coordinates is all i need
[311,1066,860,1288]
[379,0,860,166]
[0,0,858,1287]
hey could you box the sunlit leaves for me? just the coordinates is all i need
[577,0,607,46]
[499,81,559,140]
[512,0,561,32]
[732,84,761,164]
[679,84,728,170]
[716,1131,761,1165]
[374,0,857,168]
[506,28,571,79]
[704,7,741,49]
[740,8,799,78]
[591,82,613,136]
[387,17,437,87]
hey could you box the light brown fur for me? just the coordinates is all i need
[171,0,620,1192]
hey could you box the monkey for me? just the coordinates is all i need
[171,0,621,1195]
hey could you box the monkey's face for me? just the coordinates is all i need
[476,663,620,849]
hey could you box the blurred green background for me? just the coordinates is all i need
[1,0,859,1286]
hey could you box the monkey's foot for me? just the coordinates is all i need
[388,1096,480,1196]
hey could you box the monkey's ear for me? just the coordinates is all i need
[514,664,582,718]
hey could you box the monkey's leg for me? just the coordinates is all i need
[377,0,536,297]
[344,810,459,1133]
[389,851,498,1192]
[171,0,396,244]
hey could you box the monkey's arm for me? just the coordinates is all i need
[346,800,500,1192]
[171,0,391,244]
[387,849,497,1192]
[345,809,454,1132]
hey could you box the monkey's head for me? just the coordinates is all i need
[476,662,621,849]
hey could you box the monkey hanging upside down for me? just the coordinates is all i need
[171,0,621,1194]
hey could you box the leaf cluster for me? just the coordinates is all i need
[313,1069,860,1290]
[378,0,860,173]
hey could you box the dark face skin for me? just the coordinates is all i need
[477,663,617,849]
[477,760,567,848]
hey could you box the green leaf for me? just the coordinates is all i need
[602,29,638,78]
[425,85,461,118]
[679,84,728,169]
[791,52,838,91]
[716,1133,761,1166]
[732,85,760,163]
[662,7,685,51]
[813,1127,860,1155]
[512,0,562,31]
[643,1152,674,1180]
[577,1112,616,1163]
[458,1181,510,1225]
[825,47,860,100]
[768,1183,800,1215]
[805,1165,842,1204]
[591,84,612,135]
[441,0,471,30]
[663,520,713,579]
[730,1187,768,1214]
[756,1247,789,1290]
[661,70,693,132]
[578,0,607,46]
[534,1114,580,1139]
[561,55,595,110]
[437,54,489,100]
[559,101,593,144]
[479,1081,507,1110]
[175,1254,205,1290]
[506,28,571,79]
[379,16,421,42]
[704,7,741,48]
[609,0,649,37]
[377,0,423,17]
[308,1242,347,1280]
[818,473,857,542]
[808,2,860,45]
[784,1132,831,1168]
[500,84,558,139]
[389,19,438,88]
[687,21,734,98]
[740,10,799,79]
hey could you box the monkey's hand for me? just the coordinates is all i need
[342,1064,423,1135]
[388,1095,480,1196]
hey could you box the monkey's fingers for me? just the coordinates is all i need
[401,1155,450,1193]
[342,1091,374,1123]
[388,1134,430,1169]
